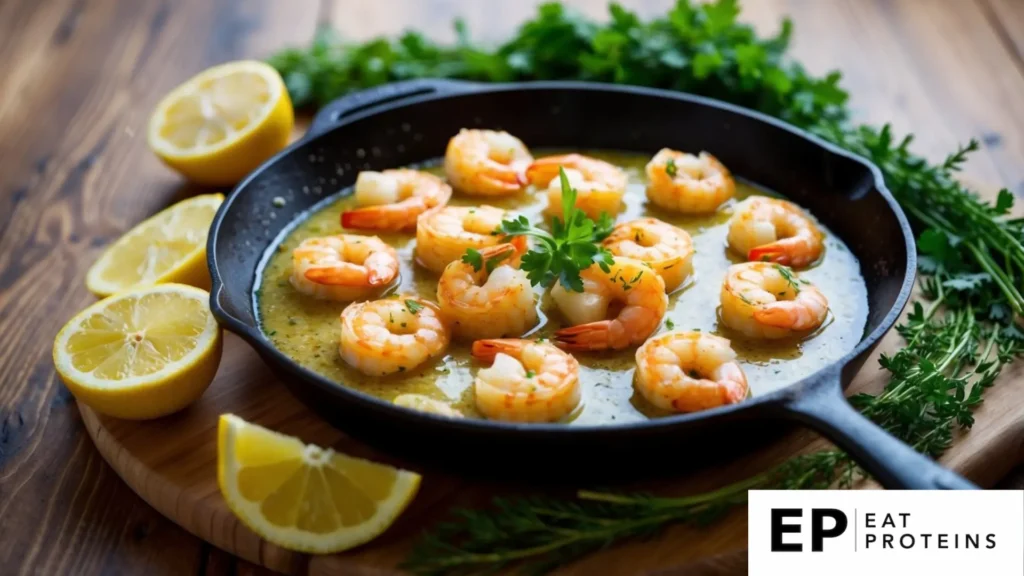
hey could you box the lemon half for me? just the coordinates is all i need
[53,284,222,419]
[148,60,293,186]
[85,193,223,298]
[217,414,421,554]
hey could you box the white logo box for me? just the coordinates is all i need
[749,490,1024,575]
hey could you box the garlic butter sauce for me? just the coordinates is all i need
[256,151,868,423]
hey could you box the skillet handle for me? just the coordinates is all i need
[781,374,978,489]
[307,79,483,139]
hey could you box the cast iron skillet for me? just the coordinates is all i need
[208,79,975,489]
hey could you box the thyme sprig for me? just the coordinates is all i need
[402,452,850,576]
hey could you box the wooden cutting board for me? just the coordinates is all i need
[78,180,1024,575]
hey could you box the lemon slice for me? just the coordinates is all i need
[148,60,293,186]
[53,284,223,420]
[217,414,421,554]
[85,193,223,297]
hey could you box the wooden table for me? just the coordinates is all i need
[2,0,1023,574]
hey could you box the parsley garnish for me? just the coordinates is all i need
[525,370,535,379]
[405,299,424,314]
[497,168,614,292]
[461,248,484,271]
[461,246,513,274]
[665,158,677,177]
[664,318,675,330]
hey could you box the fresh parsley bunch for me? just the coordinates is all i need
[270,0,1021,313]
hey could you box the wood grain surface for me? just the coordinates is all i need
[2,1,1024,575]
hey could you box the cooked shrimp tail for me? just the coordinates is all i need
[753,294,829,331]
[728,196,823,268]
[553,321,616,351]
[303,264,364,285]
[551,257,667,351]
[635,331,749,413]
[445,129,533,196]
[365,252,401,285]
[477,242,518,260]
[438,243,536,340]
[303,251,397,287]
[339,296,451,376]
[340,198,427,230]
[416,205,525,274]
[471,338,581,422]
[341,169,452,231]
[719,261,829,339]
[471,338,525,362]
[523,154,576,185]
[747,236,819,266]
[291,235,400,301]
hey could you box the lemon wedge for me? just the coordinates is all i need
[148,60,293,186]
[53,284,222,420]
[217,414,421,554]
[85,193,223,297]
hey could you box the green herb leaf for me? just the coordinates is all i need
[773,264,801,294]
[404,299,424,314]
[486,248,514,274]
[461,248,484,272]
[665,158,677,177]
[498,167,614,292]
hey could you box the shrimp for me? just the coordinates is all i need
[526,154,628,221]
[415,205,526,274]
[720,262,828,339]
[602,218,694,293]
[551,257,668,351]
[635,331,749,413]
[341,169,452,231]
[727,196,824,268]
[393,394,463,418]
[444,129,533,196]
[437,243,538,341]
[645,148,735,214]
[471,339,581,422]
[290,235,399,301]
[339,296,451,376]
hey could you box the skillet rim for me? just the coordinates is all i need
[207,80,917,436]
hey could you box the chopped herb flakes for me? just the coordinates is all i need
[665,158,678,177]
